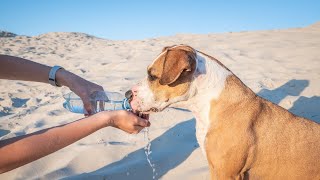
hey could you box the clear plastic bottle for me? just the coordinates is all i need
[63,91,132,114]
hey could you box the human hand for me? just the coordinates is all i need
[56,69,104,115]
[99,110,150,134]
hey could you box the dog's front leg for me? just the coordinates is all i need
[205,130,254,180]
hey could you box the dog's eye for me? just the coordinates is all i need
[148,74,157,81]
[147,68,158,81]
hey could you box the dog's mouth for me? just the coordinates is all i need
[147,107,160,113]
[126,89,160,118]
[133,107,159,115]
[132,110,150,120]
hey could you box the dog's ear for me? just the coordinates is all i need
[159,49,196,85]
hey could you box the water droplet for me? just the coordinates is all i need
[144,128,157,179]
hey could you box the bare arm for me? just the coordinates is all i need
[0,55,103,114]
[0,55,52,83]
[0,110,150,173]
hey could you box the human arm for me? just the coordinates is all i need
[0,110,150,173]
[0,54,103,114]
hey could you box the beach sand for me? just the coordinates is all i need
[0,22,319,179]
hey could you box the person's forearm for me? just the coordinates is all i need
[0,113,108,173]
[0,55,75,87]
[0,55,52,83]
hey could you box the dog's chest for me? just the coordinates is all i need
[194,110,210,157]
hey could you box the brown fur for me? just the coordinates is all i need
[207,75,320,179]
[140,45,320,179]
[147,46,196,102]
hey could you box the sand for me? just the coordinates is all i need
[0,22,319,179]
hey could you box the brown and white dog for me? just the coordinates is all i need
[129,45,320,179]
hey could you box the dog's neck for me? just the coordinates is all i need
[171,51,256,155]
[179,52,232,114]
[173,52,232,154]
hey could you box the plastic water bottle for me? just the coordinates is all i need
[63,91,132,114]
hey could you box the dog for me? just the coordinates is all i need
[128,45,320,179]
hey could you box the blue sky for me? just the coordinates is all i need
[1,0,320,40]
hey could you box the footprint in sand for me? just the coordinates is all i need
[0,129,10,138]
[10,97,30,108]
[0,107,13,117]
[80,69,86,73]
[47,109,64,116]
[16,82,28,86]
[35,120,46,128]
[259,78,275,89]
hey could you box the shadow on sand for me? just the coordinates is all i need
[258,79,320,123]
[62,118,198,180]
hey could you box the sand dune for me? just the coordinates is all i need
[0,22,319,179]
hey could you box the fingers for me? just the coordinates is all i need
[87,91,107,114]
[98,100,104,112]
[83,100,94,115]
[71,83,105,116]
[136,117,151,127]
[130,114,150,134]
[102,110,151,134]
[132,125,145,134]
[123,111,150,134]
[126,111,150,127]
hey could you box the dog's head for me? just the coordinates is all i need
[130,45,197,113]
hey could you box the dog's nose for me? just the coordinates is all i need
[125,90,133,99]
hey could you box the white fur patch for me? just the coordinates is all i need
[135,77,156,112]
[183,52,231,157]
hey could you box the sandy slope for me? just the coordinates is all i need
[0,22,319,179]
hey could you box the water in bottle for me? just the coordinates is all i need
[63,91,132,114]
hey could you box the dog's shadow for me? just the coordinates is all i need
[258,79,320,123]
[63,118,199,180]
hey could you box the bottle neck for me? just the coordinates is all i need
[122,98,132,110]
